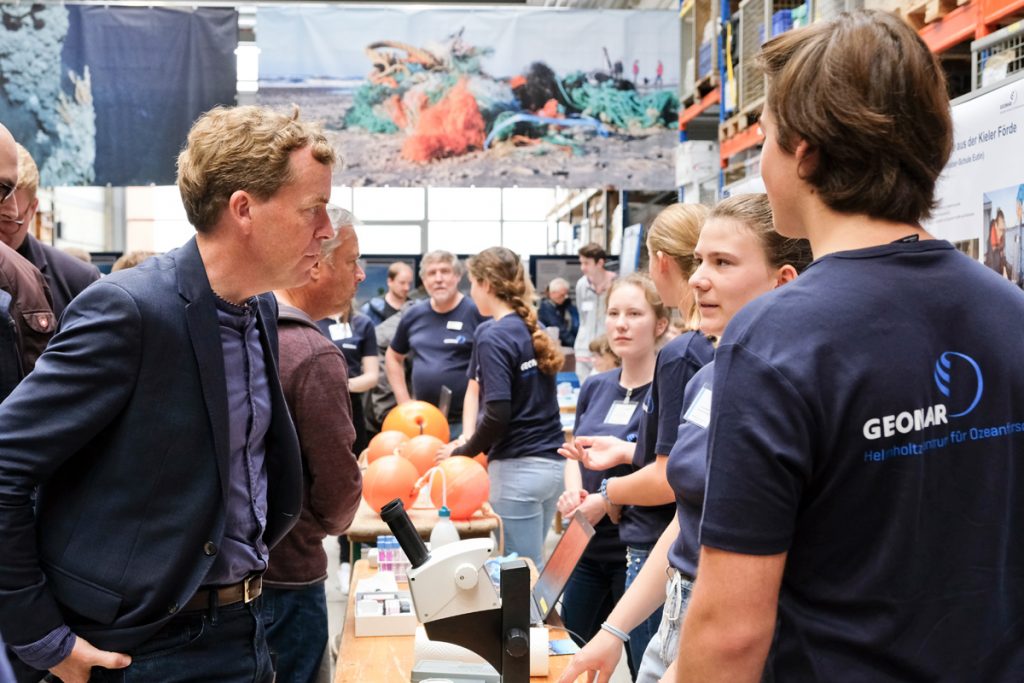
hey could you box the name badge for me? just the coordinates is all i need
[581,301,596,312]
[342,343,358,350]
[329,323,352,341]
[446,320,464,331]
[683,385,713,429]
[604,400,638,426]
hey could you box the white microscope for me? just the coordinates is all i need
[381,498,533,683]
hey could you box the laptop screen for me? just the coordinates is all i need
[533,514,596,622]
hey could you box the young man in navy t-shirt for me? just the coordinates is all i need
[677,12,1024,683]
[385,251,484,437]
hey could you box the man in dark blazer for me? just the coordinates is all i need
[0,144,100,319]
[0,106,336,683]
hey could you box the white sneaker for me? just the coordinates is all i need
[338,562,352,595]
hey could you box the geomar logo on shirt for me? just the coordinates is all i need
[520,358,538,373]
[933,351,984,417]
[862,351,983,440]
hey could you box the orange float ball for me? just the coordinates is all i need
[398,434,445,476]
[473,453,488,470]
[431,455,490,520]
[383,401,450,442]
[362,455,419,513]
[367,430,411,464]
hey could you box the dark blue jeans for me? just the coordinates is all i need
[559,554,634,675]
[261,583,328,683]
[89,599,273,682]
[625,544,663,675]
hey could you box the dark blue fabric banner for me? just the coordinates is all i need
[0,5,236,187]
[62,6,238,186]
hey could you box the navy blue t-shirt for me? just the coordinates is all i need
[619,331,713,547]
[316,313,377,385]
[390,296,485,419]
[699,240,1024,681]
[665,361,715,579]
[572,369,650,564]
[467,315,564,462]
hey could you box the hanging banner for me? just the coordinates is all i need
[0,5,237,187]
[257,6,680,189]
[928,73,1024,289]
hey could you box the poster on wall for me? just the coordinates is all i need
[0,5,237,187]
[928,73,1024,289]
[257,6,680,189]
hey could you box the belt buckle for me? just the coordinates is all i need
[243,574,259,603]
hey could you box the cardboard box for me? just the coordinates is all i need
[354,573,419,637]
[676,141,719,187]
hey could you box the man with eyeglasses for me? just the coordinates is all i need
[0,145,99,320]
[0,123,55,401]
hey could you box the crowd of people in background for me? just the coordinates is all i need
[1,10,1024,683]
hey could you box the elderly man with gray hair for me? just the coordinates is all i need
[538,276,579,349]
[385,250,486,438]
[265,207,364,683]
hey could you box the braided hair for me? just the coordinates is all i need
[467,247,564,376]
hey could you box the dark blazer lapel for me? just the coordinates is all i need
[255,293,302,547]
[177,238,231,504]
[25,237,50,276]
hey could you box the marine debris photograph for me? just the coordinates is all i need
[257,6,680,189]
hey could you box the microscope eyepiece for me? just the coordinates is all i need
[380,498,430,568]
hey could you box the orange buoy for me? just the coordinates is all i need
[383,401,450,442]
[431,455,490,520]
[367,430,411,464]
[473,453,488,470]
[363,455,419,513]
[398,434,445,476]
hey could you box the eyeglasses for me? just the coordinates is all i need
[0,183,15,204]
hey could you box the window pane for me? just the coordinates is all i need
[428,188,501,221]
[427,221,501,254]
[502,188,557,222]
[355,223,423,255]
[353,187,424,221]
[502,221,550,258]
[149,186,188,220]
[126,219,196,253]
[330,187,353,212]
[53,187,107,249]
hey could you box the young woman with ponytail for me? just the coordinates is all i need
[440,246,566,569]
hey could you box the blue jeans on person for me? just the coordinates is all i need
[89,599,273,682]
[636,569,693,683]
[560,554,633,674]
[625,544,663,675]
[261,583,328,683]
[488,456,564,570]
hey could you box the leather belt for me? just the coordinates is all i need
[183,574,263,613]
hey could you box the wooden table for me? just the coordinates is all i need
[335,560,583,682]
[346,497,502,560]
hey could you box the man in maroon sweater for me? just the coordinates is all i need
[266,208,365,683]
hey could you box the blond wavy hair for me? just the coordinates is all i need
[15,144,39,200]
[177,105,336,232]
